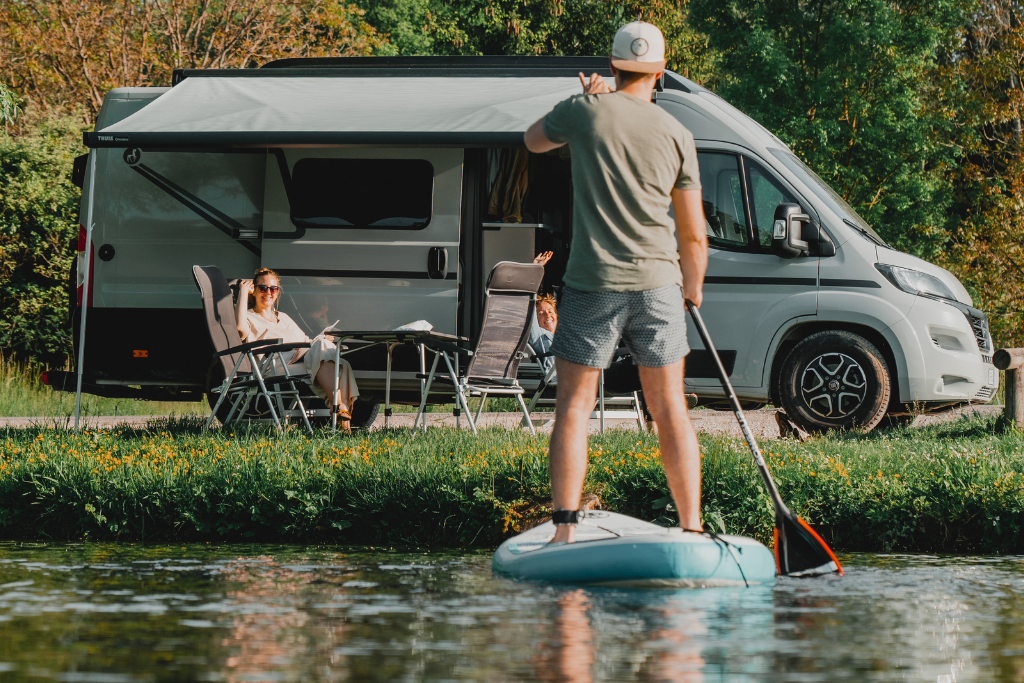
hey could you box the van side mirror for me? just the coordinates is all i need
[772,203,810,258]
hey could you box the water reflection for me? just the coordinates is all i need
[0,546,1022,681]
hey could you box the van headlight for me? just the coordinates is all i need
[875,264,957,301]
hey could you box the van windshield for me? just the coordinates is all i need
[768,148,888,248]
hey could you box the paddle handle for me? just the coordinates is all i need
[685,300,786,513]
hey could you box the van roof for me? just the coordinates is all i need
[85,56,710,149]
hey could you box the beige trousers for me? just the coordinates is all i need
[286,337,359,414]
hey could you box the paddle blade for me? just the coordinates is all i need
[774,512,843,577]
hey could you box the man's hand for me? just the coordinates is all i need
[672,188,707,309]
[579,72,613,95]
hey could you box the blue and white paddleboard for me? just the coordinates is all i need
[493,511,777,587]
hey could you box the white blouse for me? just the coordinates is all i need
[242,309,309,345]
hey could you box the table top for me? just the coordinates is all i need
[323,329,468,344]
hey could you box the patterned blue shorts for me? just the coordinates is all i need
[551,285,690,369]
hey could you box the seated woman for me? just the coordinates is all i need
[235,267,359,429]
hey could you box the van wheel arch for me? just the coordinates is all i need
[769,322,900,408]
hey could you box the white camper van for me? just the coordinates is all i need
[54,56,997,432]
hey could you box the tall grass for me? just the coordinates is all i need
[0,413,1021,552]
[0,357,207,418]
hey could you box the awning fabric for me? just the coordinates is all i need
[85,75,583,148]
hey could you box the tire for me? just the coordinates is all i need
[778,331,890,433]
[302,400,380,431]
[350,402,380,431]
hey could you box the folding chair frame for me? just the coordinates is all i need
[205,339,318,434]
[522,348,647,433]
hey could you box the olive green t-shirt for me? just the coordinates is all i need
[543,91,701,292]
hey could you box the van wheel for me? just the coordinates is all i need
[778,331,890,433]
[350,402,380,431]
[299,400,380,431]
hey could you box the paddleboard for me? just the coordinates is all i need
[493,511,777,587]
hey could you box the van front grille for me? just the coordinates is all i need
[962,309,993,353]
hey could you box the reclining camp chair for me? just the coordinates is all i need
[521,346,648,433]
[414,261,544,435]
[192,265,317,434]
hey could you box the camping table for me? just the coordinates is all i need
[323,330,468,431]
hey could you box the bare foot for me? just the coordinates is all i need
[550,525,576,544]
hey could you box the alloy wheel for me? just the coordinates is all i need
[799,352,868,418]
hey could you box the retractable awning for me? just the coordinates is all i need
[84,75,583,148]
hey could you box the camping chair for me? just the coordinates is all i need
[522,347,647,433]
[192,265,317,434]
[415,261,544,435]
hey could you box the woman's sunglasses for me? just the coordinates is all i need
[255,284,280,294]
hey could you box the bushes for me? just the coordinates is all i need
[1,417,1022,552]
[0,113,83,365]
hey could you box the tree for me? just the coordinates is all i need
[690,0,967,257]
[0,0,386,115]
[0,112,83,364]
[355,0,721,84]
[0,83,19,126]
[938,0,1024,347]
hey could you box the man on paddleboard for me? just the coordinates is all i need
[524,21,708,543]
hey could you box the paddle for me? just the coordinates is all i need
[685,300,843,577]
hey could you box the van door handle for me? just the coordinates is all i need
[428,246,448,279]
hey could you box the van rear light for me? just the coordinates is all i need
[76,224,94,307]
[40,371,50,386]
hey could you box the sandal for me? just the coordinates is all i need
[333,405,351,432]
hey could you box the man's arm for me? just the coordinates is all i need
[525,119,563,153]
[672,188,708,308]
[524,73,611,153]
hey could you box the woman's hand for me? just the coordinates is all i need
[533,251,554,267]
[239,279,254,299]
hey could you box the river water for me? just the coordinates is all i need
[0,544,1020,682]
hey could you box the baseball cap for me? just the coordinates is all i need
[610,21,666,74]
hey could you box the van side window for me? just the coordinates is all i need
[290,158,434,229]
[696,152,749,249]
[745,158,802,252]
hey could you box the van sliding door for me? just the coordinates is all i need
[261,149,462,336]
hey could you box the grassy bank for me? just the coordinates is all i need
[0,415,1021,552]
[0,357,207,418]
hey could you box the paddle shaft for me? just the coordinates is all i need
[684,301,787,515]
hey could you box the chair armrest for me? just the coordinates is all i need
[531,350,554,360]
[213,338,284,357]
[257,341,311,355]
[423,339,473,357]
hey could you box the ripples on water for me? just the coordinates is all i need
[0,544,1022,682]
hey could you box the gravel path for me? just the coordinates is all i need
[0,404,1004,437]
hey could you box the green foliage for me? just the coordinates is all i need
[690,0,968,257]
[0,112,84,364]
[356,0,720,83]
[0,416,1022,552]
[0,82,18,125]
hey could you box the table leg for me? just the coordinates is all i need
[332,341,340,432]
[416,351,440,432]
[384,341,395,429]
